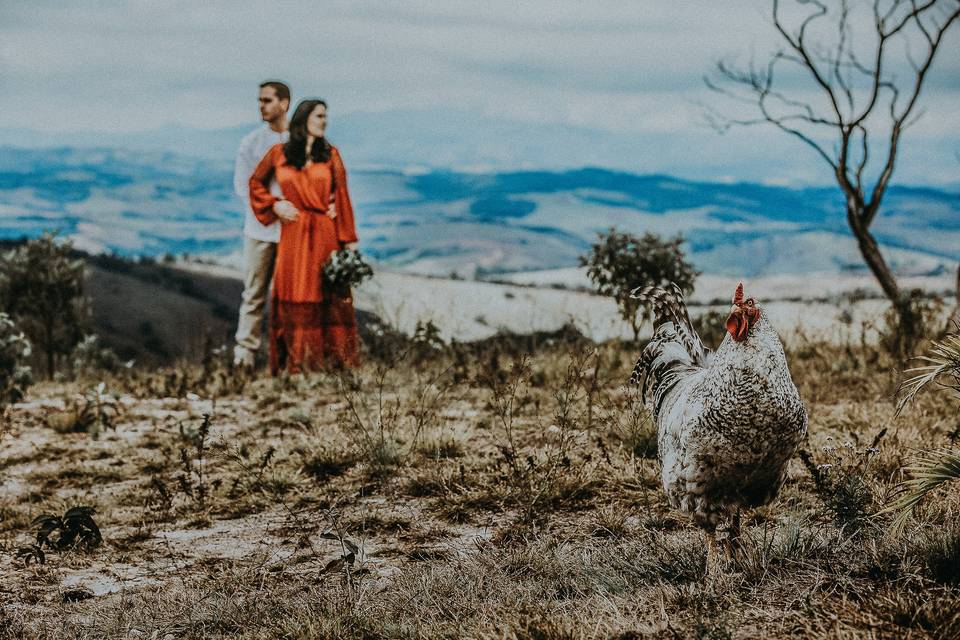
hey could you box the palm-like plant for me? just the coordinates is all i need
[884,322,960,531]
[884,449,960,533]
[895,321,960,414]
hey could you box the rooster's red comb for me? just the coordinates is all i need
[733,282,744,305]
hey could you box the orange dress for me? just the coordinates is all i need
[249,143,359,374]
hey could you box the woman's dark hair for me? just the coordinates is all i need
[284,99,331,169]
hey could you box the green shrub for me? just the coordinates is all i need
[0,234,87,377]
[580,229,698,341]
[0,312,32,409]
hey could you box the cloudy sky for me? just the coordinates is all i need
[1,1,958,185]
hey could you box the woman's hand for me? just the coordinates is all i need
[273,200,299,223]
[327,192,337,219]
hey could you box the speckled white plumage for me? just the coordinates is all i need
[632,286,808,530]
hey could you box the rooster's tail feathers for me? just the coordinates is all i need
[630,325,699,414]
[630,283,710,366]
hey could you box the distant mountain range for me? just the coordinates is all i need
[3,110,960,188]
[0,145,957,278]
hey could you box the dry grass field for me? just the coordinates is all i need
[0,323,958,639]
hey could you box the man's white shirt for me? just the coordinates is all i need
[234,125,289,243]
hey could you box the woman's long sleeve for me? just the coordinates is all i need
[248,145,280,226]
[331,148,358,244]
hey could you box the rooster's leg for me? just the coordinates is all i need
[723,509,743,561]
[704,527,720,572]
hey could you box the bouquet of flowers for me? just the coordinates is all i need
[322,249,374,297]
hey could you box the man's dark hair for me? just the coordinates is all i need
[284,99,331,169]
[259,80,291,103]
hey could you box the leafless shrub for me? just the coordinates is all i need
[144,475,174,520]
[605,383,658,460]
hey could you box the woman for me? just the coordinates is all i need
[249,98,359,374]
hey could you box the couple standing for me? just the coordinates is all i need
[232,80,360,375]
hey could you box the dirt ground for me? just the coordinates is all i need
[0,330,958,639]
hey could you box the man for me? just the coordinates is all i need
[233,81,290,368]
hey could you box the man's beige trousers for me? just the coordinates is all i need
[233,236,277,366]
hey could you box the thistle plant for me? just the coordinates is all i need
[800,436,881,530]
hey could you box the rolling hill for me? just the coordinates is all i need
[0,146,957,280]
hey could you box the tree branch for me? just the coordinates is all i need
[706,51,840,169]
[855,124,870,196]
[865,4,960,225]
[773,0,846,123]
[707,0,960,234]
[884,0,939,37]
[910,0,936,45]
[834,0,856,114]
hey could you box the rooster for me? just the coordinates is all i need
[630,282,807,564]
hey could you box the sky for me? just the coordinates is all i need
[1,0,958,185]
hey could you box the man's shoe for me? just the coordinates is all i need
[233,346,255,369]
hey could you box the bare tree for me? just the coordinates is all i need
[706,0,960,351]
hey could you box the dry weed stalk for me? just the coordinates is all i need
[337,346,459,476]
[177,413,212,511]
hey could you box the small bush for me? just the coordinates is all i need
[0,312,32,409]
[30,506,103,552]
[300,444,357,482]
[580,228,699,340]
[0,234,88,377]
[69,334,126,380]
[44,382,121,438]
